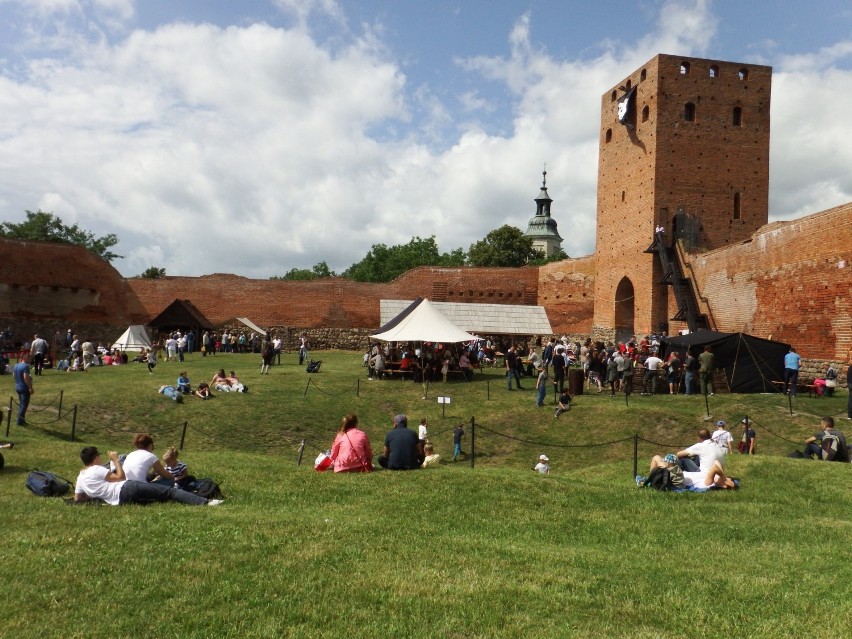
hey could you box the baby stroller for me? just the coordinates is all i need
[306,360,322,373]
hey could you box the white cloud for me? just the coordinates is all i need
[1,0,851,279]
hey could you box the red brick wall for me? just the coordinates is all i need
[0,238,148,325]
[128,266,541,330]
[683,203,852,360]
[537,256,596,335]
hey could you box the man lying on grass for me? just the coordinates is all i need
[74,446,223,506]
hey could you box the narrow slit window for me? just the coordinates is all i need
[732,106,742,126]
[733,193,741,220]
[684,102,696,122]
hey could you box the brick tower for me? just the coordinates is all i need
[592,54,772,341]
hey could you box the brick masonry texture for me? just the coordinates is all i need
[682,203,852,364]
[594,54,771,338]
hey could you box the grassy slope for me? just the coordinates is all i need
[1,351,850,638]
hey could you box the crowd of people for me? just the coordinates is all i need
[72,433,223,506]
[322,413,466,472]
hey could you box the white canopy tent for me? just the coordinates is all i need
[112,325,152,351]
[370,298,477,343]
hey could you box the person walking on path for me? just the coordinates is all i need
[13,355,34,425]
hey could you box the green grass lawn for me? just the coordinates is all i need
[1,351,850,638]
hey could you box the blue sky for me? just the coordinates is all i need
[1,0,851,277]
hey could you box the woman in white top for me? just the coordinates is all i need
[122,433,175,484]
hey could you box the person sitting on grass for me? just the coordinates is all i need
[227,371,247,393]
[802,417,850,462]
[211,368,242,392]
[177,371,191,395]
[162,446,196,490]
[329,414,374,473]
[676,428,724,473]
[554,389,572,418]
[74,446,221,506]
[123,433,175,484]
[421,443,441,468]
[378,414,423,470]
[195,382,212,399]
[534,454,550,474]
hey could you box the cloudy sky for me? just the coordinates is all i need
[1,0,851,278]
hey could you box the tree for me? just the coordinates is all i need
[271,261,337,281]
[345,236,465,283]
[467,225,543,267]
[138,266,166,278]
[0,210,122,262]
[528,248,569,266]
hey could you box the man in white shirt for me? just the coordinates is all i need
[29,334,49,376]
[677,429,725,473]
[642,354,664,395]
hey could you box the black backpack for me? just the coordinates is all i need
[646,466,673,491]
[26,470,73,497]
[306,360,322,373]
[193,478,223,500]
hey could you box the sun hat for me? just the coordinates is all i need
[539,454,549,462]
[716,420,727,427]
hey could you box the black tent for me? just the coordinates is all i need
[661,331,790,394]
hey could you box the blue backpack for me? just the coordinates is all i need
[26,470,73,497]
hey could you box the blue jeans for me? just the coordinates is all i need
[16,388,30,424]
[684,371,696,395]
[506,370,514,389]
[678,457,700,472]
[453,443,462,460]
[536,383,546,406]
[119,480,208,505]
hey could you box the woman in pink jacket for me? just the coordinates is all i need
[330,414,374,473]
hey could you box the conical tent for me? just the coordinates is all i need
[112,325,153,352]
[370,298,476,343]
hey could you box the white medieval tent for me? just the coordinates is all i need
[370,298,478,386]
[370,298,477,344]
[112,325,153,352]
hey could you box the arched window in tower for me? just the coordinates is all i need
[611,90,617,101]
[738,68,749,81]
[640,68,647,81]
[680,61,690,75]
[732,106,742,126]
[683,102,696,122]
[625,79,632,90]
[733,192,741,220]
[709,65,719,78]
[605,128,612,143]
[642,105,649,122]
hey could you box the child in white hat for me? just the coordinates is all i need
[534,454,550,474]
